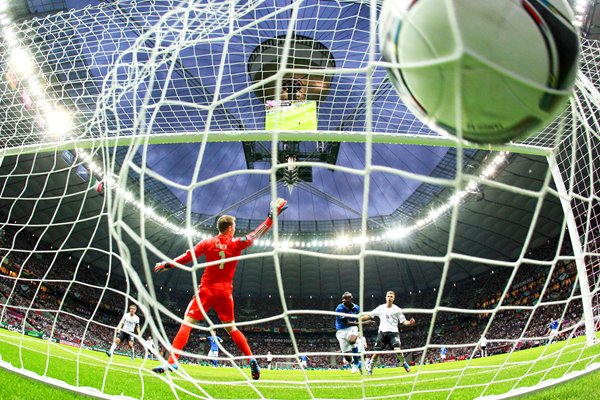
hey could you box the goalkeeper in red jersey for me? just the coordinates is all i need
[152,198,287,380]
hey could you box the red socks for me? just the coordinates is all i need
[168,325,252,364]
[168,323,192,364]
[230,329,252,357]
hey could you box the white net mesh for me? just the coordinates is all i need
[0,1,599,399]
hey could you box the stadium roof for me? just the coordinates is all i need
[0,149,565,299]
[0,0,571,298]
[8,0,468,222]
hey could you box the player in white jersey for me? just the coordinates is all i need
[361,291,415,375]
[106,304,141,360]
[356,333,367,354]
[479,336,488,357]
[356,333,368,368]
[144,335,156,360]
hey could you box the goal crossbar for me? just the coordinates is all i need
[0,132,553,157]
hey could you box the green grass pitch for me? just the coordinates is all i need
[0,329,599,399]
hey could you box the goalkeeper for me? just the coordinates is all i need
[152,198,288,380]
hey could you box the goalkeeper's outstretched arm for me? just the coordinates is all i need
[154,243,204,273]
[153,198,287,273]
[246,198,288,242]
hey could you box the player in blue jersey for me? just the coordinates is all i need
[200,335,223,367]
[440,346,447,363]
[300,354,308,369]
[547,317,560,344]
[335,291,374,374]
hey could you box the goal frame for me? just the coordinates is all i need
[1,0,599,398]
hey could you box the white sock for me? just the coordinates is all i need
[109,343,117,354]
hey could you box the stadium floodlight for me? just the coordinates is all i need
[574,0,591,27]
[448,193,463,206]
[8,48,34,75]
[575,0,590,14]
[44,107,73,138]
[388,227,410,239]
[334,236,348,248]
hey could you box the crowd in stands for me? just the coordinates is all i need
[1,223,596,369]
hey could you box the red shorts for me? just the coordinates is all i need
[185,286,234,322]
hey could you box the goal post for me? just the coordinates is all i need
[274,361,298,369]
[543,64,600,347]
[547,152,596,346]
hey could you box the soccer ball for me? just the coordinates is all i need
[378,0,580,144]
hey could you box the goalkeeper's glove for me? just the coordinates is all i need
[153,261,174,273]
[268,198,288,219]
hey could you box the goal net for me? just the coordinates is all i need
[274,361,299,370]
[0,0,598,399]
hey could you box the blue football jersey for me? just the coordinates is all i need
[335,303,360,330]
